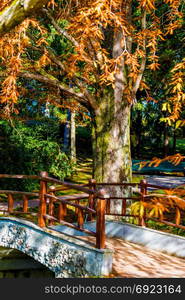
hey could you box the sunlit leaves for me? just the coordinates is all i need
[175,207,181,225]
[130,185,185,227]
[0,0,184,117]
[139,0,156,11]
[0,16,49,117]
[130,200,148,218]
[138,154,185,175]
[0,0,12,11]
[161,58,185,124]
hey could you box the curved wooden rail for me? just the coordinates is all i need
[42,175,95,194]
[0,174,40,180]
[0,190,39,215]
[0,172,107,248]
[0,190,38,196]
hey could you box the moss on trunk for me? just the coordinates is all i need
[92,93,132,214]
[0,0,48,36]
[93,94,132,182]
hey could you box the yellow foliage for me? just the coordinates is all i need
[130,201,148,218]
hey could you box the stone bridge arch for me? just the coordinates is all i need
[0,246,54,278]
[0,217,112,278]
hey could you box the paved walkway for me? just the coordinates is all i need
[144,175,185,189]
[81,236,185,278]
[0,199,40,211]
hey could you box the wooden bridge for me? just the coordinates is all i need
[1,172,185,277]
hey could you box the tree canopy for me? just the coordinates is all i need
[0,1,184,203]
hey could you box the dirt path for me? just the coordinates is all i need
[80,236,185,278]
[145,175,185,189]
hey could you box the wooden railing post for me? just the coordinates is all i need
[96,189,109,249]
[23,195,28,213]
[139,179,147,227]
[38,171,48,227]
[58,202,66,222]
[8,193,14,213]
[48,185,55,225]
[87,178,96,221]
[77,208,84,229]
[75,199,79,215]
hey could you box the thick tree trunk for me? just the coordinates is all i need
[92,93,132,214]
[92,25,132,215]
[0,0,49,36]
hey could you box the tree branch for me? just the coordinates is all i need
[133,10,147,94]
[26,31,98,109]
[19,71,91,108]
[27,32,67,72]
[41,8,79,48]
[41,9,99,110]
[0,0,49,36]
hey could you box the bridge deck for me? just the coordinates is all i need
[81,236,185,278]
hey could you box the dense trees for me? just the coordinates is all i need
[131,11,185,160]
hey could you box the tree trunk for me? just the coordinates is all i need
[164,122,169,157]
[172,125,176,154]
[63,109,70,153]
[70,111,76,163]
[92,26,133,215]
[136,111,142,158]
[0,0,49,36]
[92,93,132,214]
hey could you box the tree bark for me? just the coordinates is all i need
[92,93,132,214]
[164,122,169,157]
[63,109,70,153]
[91,24,133,215]
[70,111,76,163]
[135,110,142,158]
[0,0,49,36]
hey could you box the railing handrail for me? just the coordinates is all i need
[42,175,95,194]
[45,193,96,214]
[95,182,139,187]
[1,173,184,191]
[0,174,40,180]
[0,173,95,195]
[94,181,185,191]
[0,190,39,196]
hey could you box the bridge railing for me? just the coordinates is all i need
[90,179,185,231]
[38,172,108,249]
[0,172,108,249]
[1,173,185,248]
[0,174,40,224]
[0,190,39,215]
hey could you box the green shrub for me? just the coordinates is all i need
[0,120,74,191]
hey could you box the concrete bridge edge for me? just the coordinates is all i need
[0,217,113,278]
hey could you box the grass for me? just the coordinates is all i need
[145,219,185,238]
[170,138,185,154]
[68,157,92,184]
